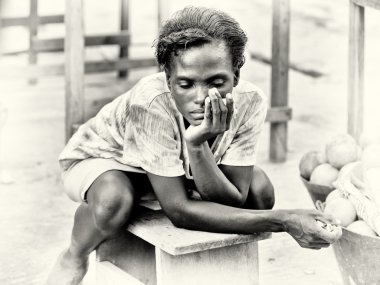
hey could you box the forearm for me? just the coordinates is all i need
[172,198,289,234]
[187,141,243,205]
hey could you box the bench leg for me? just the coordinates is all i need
[155,241,259,285]
[96,231,156,285]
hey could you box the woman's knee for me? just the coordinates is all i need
[87,171,136,234]
[249,167,275,210]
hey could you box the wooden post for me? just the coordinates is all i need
[270,0,290,162]
[118,0,129,78]
[28,0,38,85]
[157,0,169,31]
[65,0,84,142]
[348,0,365,142]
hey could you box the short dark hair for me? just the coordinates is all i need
[154,6,247,71]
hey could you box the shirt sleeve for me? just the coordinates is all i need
[124,97,185,177]
[220,92,268,166]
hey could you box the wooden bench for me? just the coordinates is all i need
[96,207,271,285]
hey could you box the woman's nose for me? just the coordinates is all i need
[194,87,208,105]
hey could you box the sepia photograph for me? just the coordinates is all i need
[0,0,380,284]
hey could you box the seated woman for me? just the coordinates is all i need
[47,6,341,285]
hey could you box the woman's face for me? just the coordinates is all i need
[166,40,239,126]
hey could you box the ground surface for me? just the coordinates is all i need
[0,0,379,284]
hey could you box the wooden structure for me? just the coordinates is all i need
[270,0,291,162]
[0,0,64,83]
[64,0,165,141]
[96,207,271,285]
[347,0,380,141]
[0,0,157,83]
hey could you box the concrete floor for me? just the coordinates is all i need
[1,0,379,284]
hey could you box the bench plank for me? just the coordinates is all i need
[155,242,259,285]
[127,208,271,255]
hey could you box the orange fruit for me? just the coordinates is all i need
[325,189,344,204]
[325,134,359,169]
[299,151,326,180]
[310,163,339,188]
[324,197,357,227]
[347,220,378,237]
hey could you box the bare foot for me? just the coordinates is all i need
[46,248,89,285]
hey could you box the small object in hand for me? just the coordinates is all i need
[316,219,336,232]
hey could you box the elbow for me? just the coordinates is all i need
[163,203,191,229]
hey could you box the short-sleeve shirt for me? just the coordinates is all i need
[58,72,267,179]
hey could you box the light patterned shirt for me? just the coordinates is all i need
[59,72,267,178]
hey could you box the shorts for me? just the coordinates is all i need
[61,158,147,203]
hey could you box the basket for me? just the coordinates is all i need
[333,228,380,285]
[300,176,334,204]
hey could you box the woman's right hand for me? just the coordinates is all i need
[284,209,342,249]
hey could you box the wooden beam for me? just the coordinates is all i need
[0,58,157,78]
[65,0,85,141]
[0,15,64,27]
[265,107,292,123]
[270,0,290,162]
[28,0,38,84]
[348,1,365,142]
[118,0,129,78]
[157,0,170,31]
[33,32,130,52]
[352,0,380,9]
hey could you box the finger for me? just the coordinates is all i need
[316,225,342,243]
[204,97,212,126]
[218,96,228,128]
[208,88,221,128]
[225,93,234,130]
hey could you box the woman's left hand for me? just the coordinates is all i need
[185,88,234,146]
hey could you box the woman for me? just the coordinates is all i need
[47,6,341,285]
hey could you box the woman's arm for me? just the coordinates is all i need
[147,173,342,248]
[186,141,253,206]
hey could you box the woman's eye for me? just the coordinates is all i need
[211,81,224,87]
[178,82,192,89]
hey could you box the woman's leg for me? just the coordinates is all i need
[47,170,138,285]
[242,166,275,210]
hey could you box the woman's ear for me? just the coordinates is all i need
[233,69,240,87]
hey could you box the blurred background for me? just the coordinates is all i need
[0,0,379,284]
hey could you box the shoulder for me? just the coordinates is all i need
[127,72,176,126]
[233,79,267,116]
[129,72,171,107]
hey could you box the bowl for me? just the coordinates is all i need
[300,176,334,204]
[333,227,380,284]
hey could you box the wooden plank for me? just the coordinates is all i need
[157,0,170,30]
[0,15,64,27]
[85,58,157,73]
[127,208,271,256]
[270,0,290,162]
[28,0,38,85]
[155,242,259,285]
[352,0,380,9]
[118,0,129,78]
[33,32,130,52]
[265,107,292,123]
[65,0,85,141]
[348,1,365,142]
[0,58,157,78]
[250,51,324,78]
[97,231,156,285]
